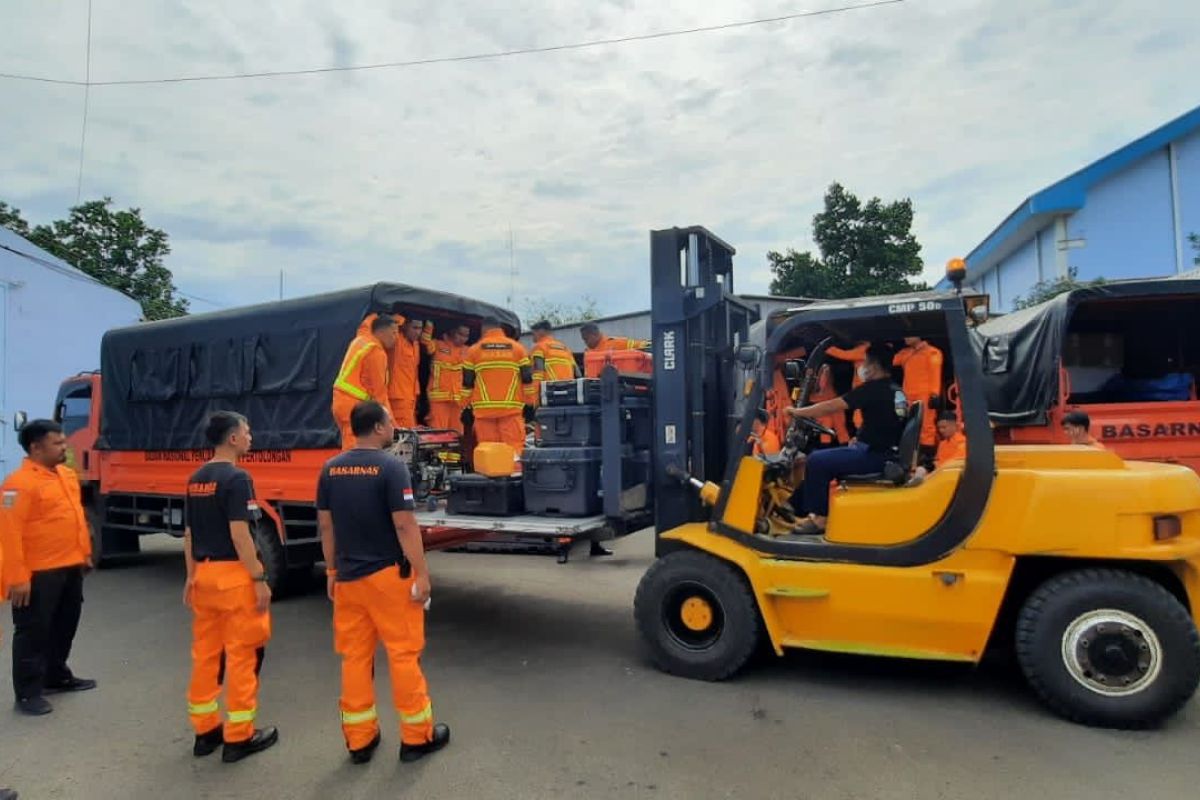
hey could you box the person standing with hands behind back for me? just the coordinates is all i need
[318,400,450,765]
[183,411,278,763]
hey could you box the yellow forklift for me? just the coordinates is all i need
[635,227,1200,728]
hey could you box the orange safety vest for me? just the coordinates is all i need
[531,337,577,382]
[1,459,91,585]
[464,328,533,418]
[427,339,467,404]
[334,332,390,404]
[590,335,649,352]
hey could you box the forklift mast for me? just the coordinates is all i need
[650,227,759,545]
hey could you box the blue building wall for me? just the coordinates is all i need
[952,106,1200,311]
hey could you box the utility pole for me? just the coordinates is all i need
[279,269,284,301]
[507,224,516,309]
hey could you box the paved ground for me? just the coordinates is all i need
[2,532,1199,799]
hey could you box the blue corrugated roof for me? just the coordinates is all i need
[939,104,1200,289]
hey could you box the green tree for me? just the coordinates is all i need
[9,198,189,320]
[1010,266,1105,310]
[0,201,31,237]
[769,183,927,299]
[1190,232,1199,266]
[522,294,601,327]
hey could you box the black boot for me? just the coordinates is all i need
[0,787,18,800]
[193,727,223,757]
[349,731,382,765]
[589,541,613,557]
[43,676,97,694]
[400,723,450,763]
[15,697,52,716]
[222,727,279,763]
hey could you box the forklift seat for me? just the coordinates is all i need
[840,402,924,487]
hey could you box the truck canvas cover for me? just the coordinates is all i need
[98,283,520,451]
[969,277,1200,425]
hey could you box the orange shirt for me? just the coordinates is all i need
[428,339,468,405]
[589,335,649,352]
[934,431,967,468]
[752,428,782,457]
[334,332,390,406]
[388,336,422,405]
[1,458,91,585]
[893,342,944,407]
[464,328,534,418]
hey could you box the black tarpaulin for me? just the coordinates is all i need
[99,283,521,451]
[968,278,1200,425]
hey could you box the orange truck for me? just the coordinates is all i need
[53,283,638,592]
[971,277,1200,471]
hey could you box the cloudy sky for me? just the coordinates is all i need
[2,0,1197,319]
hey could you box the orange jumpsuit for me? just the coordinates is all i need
[426,337,468,433]
[809,364,848,446]
[934,430,967,468]
[464,328,534,455]
[530,336,578,408]
[826,343,868,429]
[388,316,423,429]
[185,464,270,745]
[894,342,944,447]
[332,317,391,449]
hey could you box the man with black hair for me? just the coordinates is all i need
[333,314,397,449]
[318,400,450,765]
[184,411,278,763]
[1,419,95,717]
[579,322,648,352]
[1063,409,1105,449]
[530,320,580,388]
[785,344,907,534]
[463,316,534,455]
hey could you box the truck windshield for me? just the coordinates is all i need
[55,381,92,436]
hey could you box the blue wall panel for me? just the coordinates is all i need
[1175,128,1200,270]
[994,237,1040,311]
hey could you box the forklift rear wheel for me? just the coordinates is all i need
[1015,568,1200,729]
[635,550,761,681]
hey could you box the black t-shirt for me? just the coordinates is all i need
[316,449,417,582]
[186,461,256,561]
[843,378,907,453]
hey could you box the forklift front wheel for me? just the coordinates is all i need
[635,551,761,681]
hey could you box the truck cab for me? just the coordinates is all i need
[53,372,102,488]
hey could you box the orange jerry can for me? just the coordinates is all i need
[584,349,653,378]
[474,442,518,477]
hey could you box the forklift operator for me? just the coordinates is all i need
[784,344,905,535]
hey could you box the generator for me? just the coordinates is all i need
[389,427,464,501]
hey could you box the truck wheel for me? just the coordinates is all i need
[1016,568,1200,729]
[252,520,289,598]
[634,550,761,681]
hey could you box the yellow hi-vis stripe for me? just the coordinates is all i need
[400,703,433,725]
[227,708,257,724]
[188,700,219,716]
[341,706,379,725]
[334,341,377,400]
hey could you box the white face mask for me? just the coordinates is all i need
[856,365,869,381]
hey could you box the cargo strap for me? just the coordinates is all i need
[334,341,378,401]
[341,706,379,726]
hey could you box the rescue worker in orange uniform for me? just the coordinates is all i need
[0,493,21,800]
[893,335,944,452]
[750,411,782,457]
[907,412,967,486]
[317,400,450,765]
[2,419,96,717]
[808,364,848,447]
[183,411,278,763]
[426,322,471,433]
[388,316,426,429]
[579,322,650,352]
[530,320,580,404]
[463,317,535,455]
[826,342,869,430]
[333,314,397,449]
[1063,410,1105,449]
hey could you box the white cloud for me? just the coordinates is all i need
[2,0,1198,316]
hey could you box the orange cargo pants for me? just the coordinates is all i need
[427,401,464,434]
[473,413,526,456]
[390,399,418,429]
[334,566,434,750]
[187,562,271,744]
[332,391,361,450]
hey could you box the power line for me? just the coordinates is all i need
[0,1,903,88]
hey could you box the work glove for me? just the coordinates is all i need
[461,407,474,427]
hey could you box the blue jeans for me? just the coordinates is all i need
[803,443,887,517]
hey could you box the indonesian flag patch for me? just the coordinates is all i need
[402,488,415,503]
[2,490,17,509]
